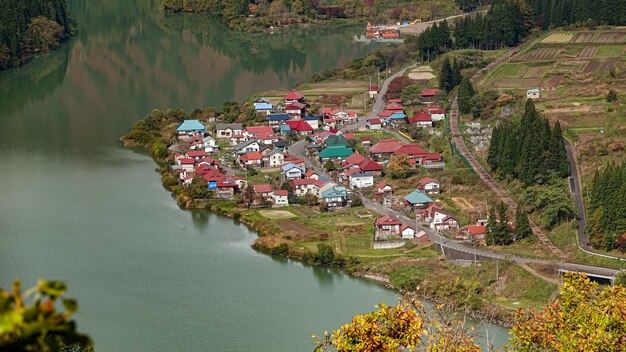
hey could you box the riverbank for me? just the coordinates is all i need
[120,118,552,327]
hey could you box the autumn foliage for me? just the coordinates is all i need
[316,274,626,351]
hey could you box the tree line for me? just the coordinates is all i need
[411,0,531,62]
[488,99,570,185]
[526,0,626,29]
[0,0,71,70]
[587,161,626,251]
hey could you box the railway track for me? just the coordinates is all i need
[449,100,566,260]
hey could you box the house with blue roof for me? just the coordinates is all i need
[526,88,540,100]
[383,112,407,126]
[404,189,433,210]
[322,186,350,209]
[303,115,320,130]
[281,163,305,180]
[176,120,206,139]
[268,113,291,129]
[254,102,273,115]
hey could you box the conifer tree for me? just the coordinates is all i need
[457,76,475,114]
[439,57,453,93]
[451,59,462,88]
[514,206,533,241]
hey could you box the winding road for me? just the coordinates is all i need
[289,57,621,281]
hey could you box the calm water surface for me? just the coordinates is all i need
[0,1,509,350]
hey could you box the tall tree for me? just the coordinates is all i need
[514,206,533,240]
[439,57,453,93]
[457,76,475,114]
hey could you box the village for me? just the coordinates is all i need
[167,84,493,251]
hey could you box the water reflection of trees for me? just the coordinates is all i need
[0,41,70,117]
[158,13,363,75]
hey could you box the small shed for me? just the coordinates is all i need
[527,89,540,99]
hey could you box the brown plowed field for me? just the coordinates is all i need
[573,32,626,43]
[542,75,564,90]
[278,220,320,235]
[580,46,598,58]
[523,66,550,78]
[514,48,561,62]
[493,78,543,88]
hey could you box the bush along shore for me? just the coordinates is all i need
[121,103,556,328]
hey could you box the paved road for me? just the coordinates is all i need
[289,60,621,280]
[564,139,626,262]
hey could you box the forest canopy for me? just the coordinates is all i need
[0,0,72,70]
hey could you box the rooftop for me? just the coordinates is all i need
[176,120,206,132]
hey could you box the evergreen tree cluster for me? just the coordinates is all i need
[587,162,626,251]
[486,202,514,245]
[488,99,570,185]
[454,0,480,12]
[0,0,71,70]
[526,0,626,29]
[457,76,476,114]
[413,1,530,62]
[438,56,462,93]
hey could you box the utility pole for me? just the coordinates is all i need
[496,260,499,283]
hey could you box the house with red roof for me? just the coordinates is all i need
[465,225,487,243]
[408,110,433,128]
[229,134,247,146]
[417,177,441,195]
[422,153,445,169]
[284,119,314,135]
[375,215,402,240]
[305,169,320,180]
[366,118,382,130]
[377,110,395,118]
[293,178,327,197]
[214,178,237,199]
[244,126,274,140]
[284,90,305,105]
[420,88,440,103]
[368,85,379,98]
[429,109,446,121]
[285,101,306,119]
[272,190,289,207]
[360,136,374,148]
[238,151,263,168]
[253,184,274,200]
[400,224,416,239]
[368,139,403,160]
[385,103,404,111]
[376,181,393,195]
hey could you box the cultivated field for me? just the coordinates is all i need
[259,209,297,220]
[542,33,574,44]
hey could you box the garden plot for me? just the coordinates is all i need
[579,46,598,58]
[259,209,297,220]
[523,66,550,78]
[514,48,561,62]
[553,60,589,74]
[542,33,574,44]
[492,78,543,89]
[542,75,564,90]
[573,32,626,43]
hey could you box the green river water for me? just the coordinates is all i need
[0,1,510,350]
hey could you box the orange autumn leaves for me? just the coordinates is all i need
[315,273,626,351]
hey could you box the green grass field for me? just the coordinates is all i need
[595,45,624,57]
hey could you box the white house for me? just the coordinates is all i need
[527,89,540,99]
[268,149,286,167]
[202,136,219,154]
[272,190,289,207]
[368,85,379,99]
[349,172,374,189]
[179,158,195,172]
[366,118,383,130]
[216,123,243,138]
[281,163,305,180]
[293,179,326,197]
[417,177,441,195]
[400,224,416,239]
[233,139,266,156]
[429,109,446,122]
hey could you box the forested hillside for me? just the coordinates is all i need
[588,162,626,251]
[0,0,72,70]
[527,0,626,28]
[488,99,570,185]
